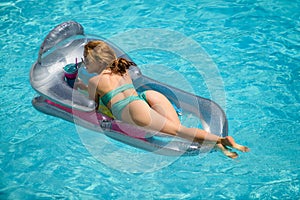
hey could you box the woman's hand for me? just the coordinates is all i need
[74,78,88,91]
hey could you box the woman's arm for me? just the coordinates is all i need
[88,78,100,109]
[74,78,88,91]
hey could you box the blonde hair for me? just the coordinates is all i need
[84,40,136,75]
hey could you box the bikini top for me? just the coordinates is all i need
[101,84,135,106]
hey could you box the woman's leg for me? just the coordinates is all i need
[142,91,221,143]
[123,101,224,142]
[122,100,249,158]
[143,91,250,154]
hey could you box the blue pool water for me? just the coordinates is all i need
[1,0,299,199]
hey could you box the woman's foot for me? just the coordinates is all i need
[221,136,250,152]
[215,144,238,159]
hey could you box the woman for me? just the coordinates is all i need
[79,40,249,159]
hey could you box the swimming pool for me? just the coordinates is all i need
[1,0,299,199]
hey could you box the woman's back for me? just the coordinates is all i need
[90,69,137,107]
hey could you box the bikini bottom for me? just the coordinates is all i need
[111,91,147,119]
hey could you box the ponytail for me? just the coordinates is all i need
[109,58,136,75]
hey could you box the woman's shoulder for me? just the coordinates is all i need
[88,75,100,86]
[88,74,106,86]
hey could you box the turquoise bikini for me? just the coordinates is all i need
[100,84,147,119]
